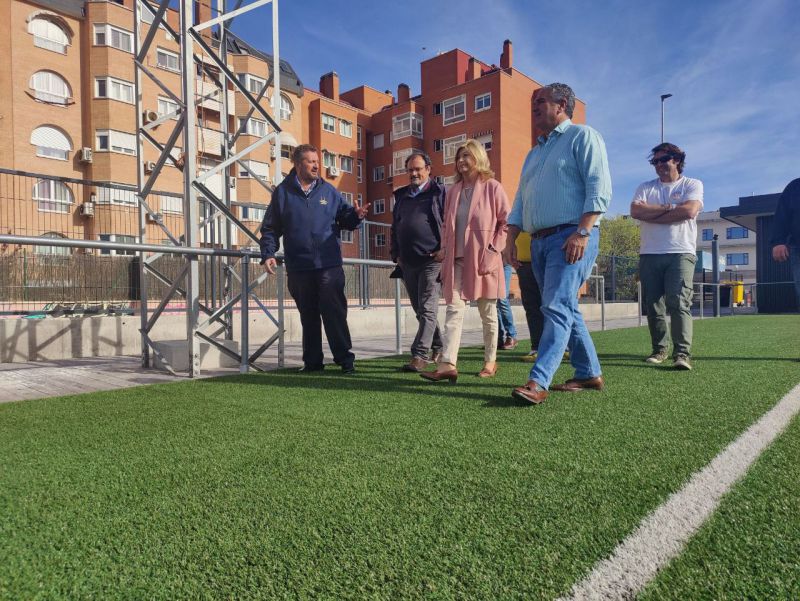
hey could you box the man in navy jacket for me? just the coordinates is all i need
[260,144,369,373]
[771,177,800,304]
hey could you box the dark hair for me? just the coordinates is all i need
[542,82,576,118]
[404,150,432,169]
[291,144,318,165]
[650,142,686,174]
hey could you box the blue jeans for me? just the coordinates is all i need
[528,228,601,389]
[497,263,518,340]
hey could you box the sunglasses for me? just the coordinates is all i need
[649,155,674,166]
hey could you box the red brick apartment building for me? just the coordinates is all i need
[0,0,586,261]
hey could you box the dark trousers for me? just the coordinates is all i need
[517,261,543,350]
[287,265,354,368]
[401,259,443,359]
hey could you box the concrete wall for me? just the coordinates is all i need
[0,302,639,362]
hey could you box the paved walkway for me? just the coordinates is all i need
[0,316,642,404]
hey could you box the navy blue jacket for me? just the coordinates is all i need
[260,171,363,273]
[770,178,800,247]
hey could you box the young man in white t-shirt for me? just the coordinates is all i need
[630,143,703,370]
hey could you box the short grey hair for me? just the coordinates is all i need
[543,82,575,118]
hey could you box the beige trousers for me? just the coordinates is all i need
[441,259,499,366]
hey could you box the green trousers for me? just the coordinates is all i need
[639,253,697,357]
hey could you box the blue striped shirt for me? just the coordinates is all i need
[508,119,612,232]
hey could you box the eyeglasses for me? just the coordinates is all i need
[649,156,674,166]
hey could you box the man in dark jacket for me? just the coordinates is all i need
[771,177,800,304]
[260,144,369,374]
[390,151,446,372]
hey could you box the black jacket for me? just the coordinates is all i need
[390,180,446,264]
[770,178,800,247]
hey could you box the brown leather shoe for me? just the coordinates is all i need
[502,337,518,350]
[420,369,458,383]
[550,376,604,392]
[477,364,498,378]
[401,357,427,372]
[511,381,548,405]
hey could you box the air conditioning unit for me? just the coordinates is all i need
[143,109,159,124]
[144,161,157,174]
[80,147,93,163]
[79,201,95,217]
[146,212,163,223]
[228,176,236,189]
[270,145,278,158]
[327,166,340,177]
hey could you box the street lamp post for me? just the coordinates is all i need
[660,93,673,142]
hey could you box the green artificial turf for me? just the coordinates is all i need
[640,402,800,601]
[1,315,799,600]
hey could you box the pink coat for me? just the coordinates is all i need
[440,177,510,303]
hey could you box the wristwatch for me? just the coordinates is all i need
[577,227,591,237]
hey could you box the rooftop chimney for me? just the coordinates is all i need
[320,71,339,102]
[500,39,513,70]
[467,57,482,81]
[397,83,410,103]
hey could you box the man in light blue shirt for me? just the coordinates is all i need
[504,83,612,404]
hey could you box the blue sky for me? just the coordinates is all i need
[233,0,800,214]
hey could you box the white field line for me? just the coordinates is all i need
[558,381,800,601]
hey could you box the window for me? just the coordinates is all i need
[238,160,269,180]
[29,71,71,105]
[726,253,749,266]
[433,139,443,152]
[280,145,292,159]
[240,206,267,222]
[94,24,133,53]
[99,234,136,256]
[340,156,353,173]
[97,188,137,206]
[339,119,353,137]
[357,126,363,150]
[322,114,336,133]
[323,151,336,168]
[392,112,423,140]
[726,226,749,240]
[160,196,183,214]
[138,0,155,25]
[357,193,363,206]
[442,95,466,125]
[31,126,72,160]
[157,96,180,119]
[357,160,363,183]
[442,175,456,185]
[239,117,267,137]
[443,134,466,164]
[374,198,385,215]
[28,15,70,54]
[392,148,416,175]
[237,73,266,95]
[702,228,714,241]
[156,48,180,72]
[95,130,136,155]
[373,166,385,182]
[433,102,442,115]
[476,133,493,151]
[373,133,384,149]
[475,92,491,112]
[33,179,73,213]
[341,230,353,243]
[279,94,293,120]
[341,192,353,206]
[35,232,70,256]
[375,232,386,247]
[95,76,134,103]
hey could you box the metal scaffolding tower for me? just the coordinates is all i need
[133,0,284,377]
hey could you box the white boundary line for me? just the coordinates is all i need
[558,381,800,601]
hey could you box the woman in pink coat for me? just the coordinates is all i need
[421,139,509,382]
